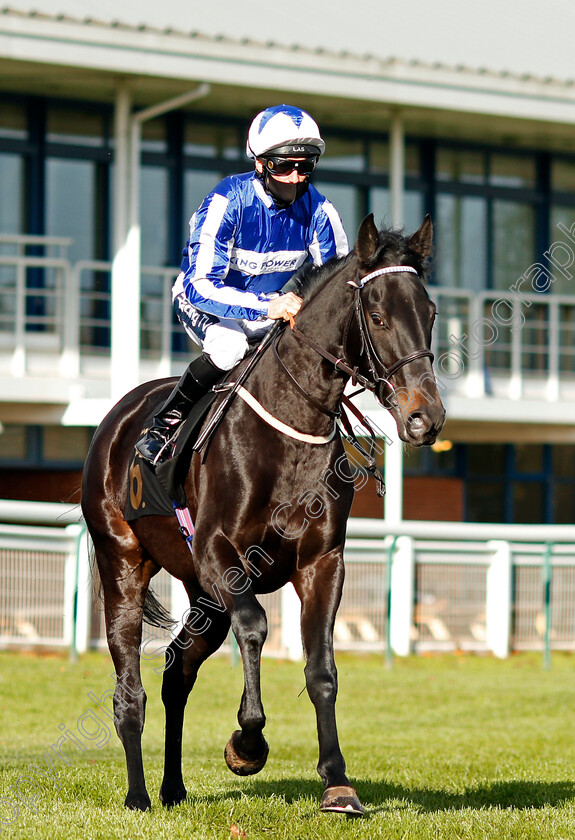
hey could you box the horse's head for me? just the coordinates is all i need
[352,214,445,446]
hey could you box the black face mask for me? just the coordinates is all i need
[264,172,309,209]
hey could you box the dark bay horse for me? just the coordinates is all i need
[81,213,445,816]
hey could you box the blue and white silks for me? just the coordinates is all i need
[172,173,349,322]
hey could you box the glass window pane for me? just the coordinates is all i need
[313,181,358,243]
[368,142,388,174]
[436,148,485,184]
[405,191,424,234]
[467,444,505,476]
[0,102,27,140]
[46,158,95,263]
[140,167,168,266]
[184,123,242,160]
[141,119,167,154]
[553,445,575,479]
[47,107,104,147]
[514,444,544,474]
[513,482,544,523]
[0,154,24,235]
[436,194,487,291]
[0,425,27,460]
[369,187,390,228]
[490,154,536,188]
[405,144,421,178]
[550,206,575,294]
[43,426,92,463]
[183,169,223,243]
[552,160,575,193]
[467,481,504,522]
[492,200,535,290]
[554,484,575,524]
[320,137,364,172]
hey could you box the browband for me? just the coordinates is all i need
[358,265,419,286]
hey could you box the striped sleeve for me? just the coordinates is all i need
[308,199,349,266]
[182,190,271,321]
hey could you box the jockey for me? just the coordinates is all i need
[136,104,349,465]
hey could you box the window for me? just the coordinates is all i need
[0,154,25,237]
[492,200,536,290]
[0,101,26,140]
[46,158,97,263]
[436,194,487,291]
[47,106,106,147]
[0,425,93,467]
[433,145,538,292]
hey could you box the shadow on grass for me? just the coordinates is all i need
[209,777,575,815]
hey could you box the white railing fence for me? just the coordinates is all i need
[1,502,575,662]
[2,237,575,399]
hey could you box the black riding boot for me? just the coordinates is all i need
[135,354,224,465]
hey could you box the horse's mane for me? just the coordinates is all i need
[295,225,428,302]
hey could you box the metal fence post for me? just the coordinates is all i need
[281,583,303,661]
[543,542,553,670]
[67,524,92,661]
[389,535,414,656]
[486,540,512,658]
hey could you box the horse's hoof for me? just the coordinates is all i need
[224,729,269,776]
[124,790,152,811]
[159,782,187,808]
[320,785,364,817]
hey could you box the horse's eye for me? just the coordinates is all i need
[370,312,387,327]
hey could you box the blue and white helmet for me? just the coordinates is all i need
[246,104,325,160]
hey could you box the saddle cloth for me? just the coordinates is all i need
[124,389,218,521]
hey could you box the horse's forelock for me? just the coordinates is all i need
[369,228,426,276]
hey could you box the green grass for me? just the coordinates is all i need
[2,650,575,839]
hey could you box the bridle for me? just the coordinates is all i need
[274,263,435,415]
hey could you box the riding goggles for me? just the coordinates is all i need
[264,156,318,177]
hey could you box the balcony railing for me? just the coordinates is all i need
[1,235,575,405]
[433,287,575,401]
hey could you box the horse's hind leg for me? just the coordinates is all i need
[294,550,364,816]
[160,593,231,807]
[95,535,155,811]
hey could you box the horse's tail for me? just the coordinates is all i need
[143,589,178,632]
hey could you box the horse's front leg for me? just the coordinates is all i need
[293,550,365,816]
[224,589,270,775]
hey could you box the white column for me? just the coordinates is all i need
[171,576,190,636]
[384,111,405,524]
[382,412,403,523]
[486,540,512,658]
[390,111,405,230]
[110,83,211,402]
[281,583,303,660]
[111,82,140,402]
[389,535,414,656]
[72,525,92,656]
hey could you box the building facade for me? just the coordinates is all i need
[2,1,575,523]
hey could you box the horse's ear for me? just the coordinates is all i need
[407,215,433,259]
[355,213,380,263]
